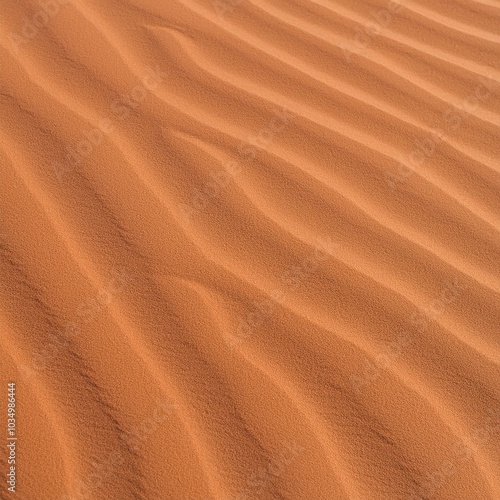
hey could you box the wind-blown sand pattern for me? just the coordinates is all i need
[0,0,499,498]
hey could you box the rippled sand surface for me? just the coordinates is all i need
[1,0,500,498]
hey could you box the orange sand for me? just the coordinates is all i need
[1,0,500,499]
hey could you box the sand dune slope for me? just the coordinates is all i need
[1,0,499,499]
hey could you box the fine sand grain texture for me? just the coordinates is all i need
[1,0,500,499]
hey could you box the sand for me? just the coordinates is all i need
[1,0,500,499]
